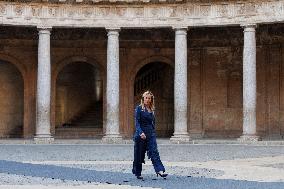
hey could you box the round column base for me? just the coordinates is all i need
[170,134,191,144]
[102,134,123,144]
[238,135,260,142]
[34,135,54,144]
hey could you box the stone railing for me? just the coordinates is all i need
[0,0,283,28]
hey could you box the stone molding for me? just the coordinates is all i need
[37,27,52,35]
[8,0,186,4]
[37,25,52,30]
[174,28,187,35]
[106,28,120,35]
[241,23,257,32]
[172,26,188,31]
[0,1,283,28]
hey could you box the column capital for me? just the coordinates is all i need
[106,28,120,37]
[106,27,120,33]
[37,25,52,30]
[37,26,52,34]
[172,26,188,31]
[173,27,188,36]
[241,23,257,32]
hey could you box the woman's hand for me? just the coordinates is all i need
[140,133,146,140]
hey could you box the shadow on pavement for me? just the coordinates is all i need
[0,160,283,189]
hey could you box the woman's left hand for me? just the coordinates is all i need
[140,133,146,140]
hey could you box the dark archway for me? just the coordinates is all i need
[134,62,174,137]
[55,62,103,138]
[0,60,24,138]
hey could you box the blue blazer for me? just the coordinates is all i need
[134,105,155,141]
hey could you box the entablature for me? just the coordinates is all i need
[0,0,282,28]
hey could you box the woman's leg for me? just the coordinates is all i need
[132,138,147,176]
[147,133,165,173]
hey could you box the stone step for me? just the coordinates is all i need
[60,123,102,127]
[74,117,101,121]
[71,121,102,125]
[71,114,101,119]
[71,119,101,122]
[8,126,23,138]
[81,111,102,114]
[67,101,103,130]
[55,128,103,139]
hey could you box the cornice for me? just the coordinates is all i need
[0,0,283,28]
[0,0,270,5]
[1,0,186,4]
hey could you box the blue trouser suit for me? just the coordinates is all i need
[132,105,165,177]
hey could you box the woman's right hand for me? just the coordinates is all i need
[140,133,146,140]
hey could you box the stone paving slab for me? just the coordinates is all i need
[0,185,157,189]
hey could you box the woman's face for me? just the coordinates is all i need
[143,94,152,106]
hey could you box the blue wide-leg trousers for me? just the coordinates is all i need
[132,132,165,176]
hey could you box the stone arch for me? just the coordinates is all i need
[0,53,27,78]
[0,54,27,138]
[54,56,104,79]
[130,55,174,83]
[127,55,174,137]
[51,56,105,136]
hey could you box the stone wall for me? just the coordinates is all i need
[0,61,24,137]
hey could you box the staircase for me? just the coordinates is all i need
[8,125,23,138]
[70,101,103,128]
[55,101,103,139]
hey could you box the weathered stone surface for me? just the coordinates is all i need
[240,24,259,140]
[33,136,54,144]
[238,135,260,142]
[35,27,53,140]
[170,28,191,142]
[0,61,23,138]
[0,1,283,28]
[103,29,122,140]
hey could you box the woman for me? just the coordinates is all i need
[132,91,168,180]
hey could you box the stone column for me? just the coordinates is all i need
[102,28,122,143]
[170,27,191,143]
[239,24,259,142]
[34,27,54,143]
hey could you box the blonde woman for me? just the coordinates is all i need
[132,91,168,180]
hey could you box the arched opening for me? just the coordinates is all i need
[55,62,103,138]
[0,60,24,138]
[134,62,174,137]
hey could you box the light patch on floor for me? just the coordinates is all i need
[180,156,284,182]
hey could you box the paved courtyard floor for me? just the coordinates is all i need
[0,142,283,189]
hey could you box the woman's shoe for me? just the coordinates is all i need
[156,171,168,178]
[136,176,144,180]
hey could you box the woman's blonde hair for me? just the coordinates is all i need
[140,90,155,112]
